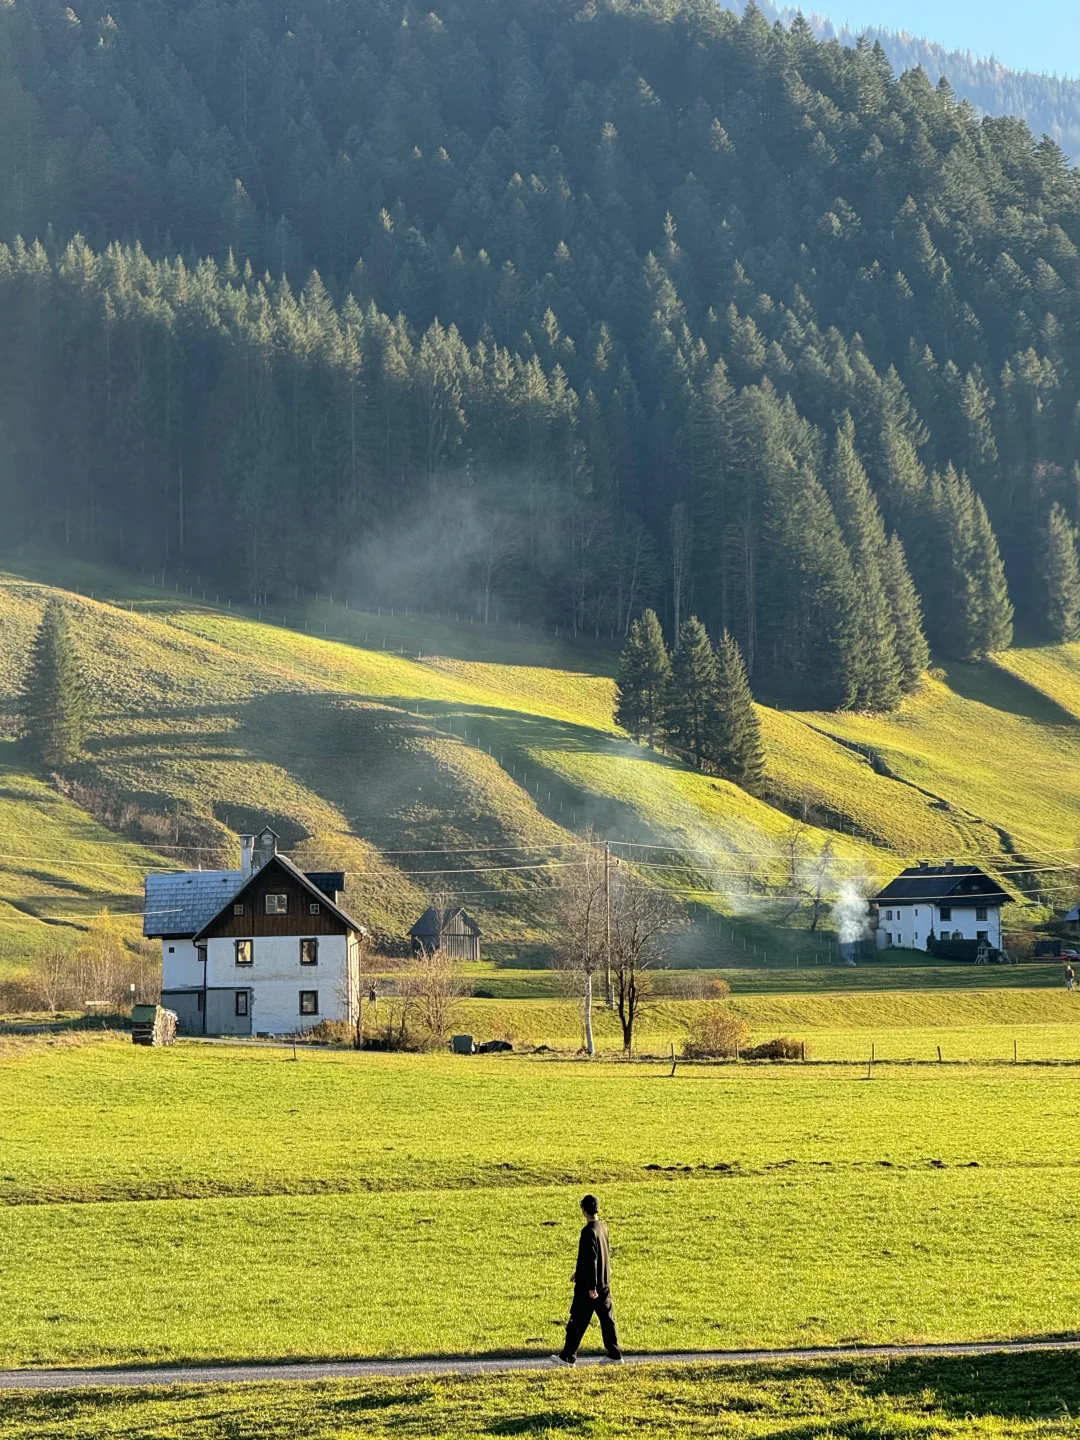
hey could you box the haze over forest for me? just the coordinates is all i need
[2,0,1080,710]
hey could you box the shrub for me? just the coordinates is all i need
[683,1006,750,1059]
[742,1036,807,1061]
[663,973,732,1000]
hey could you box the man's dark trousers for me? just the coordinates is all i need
[561,1287,621,1360]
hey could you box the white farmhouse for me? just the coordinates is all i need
[874,861,1010,953]
[144,826,366,1035]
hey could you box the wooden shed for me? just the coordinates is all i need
[409,905,482,961]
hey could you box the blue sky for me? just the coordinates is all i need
[823,0,1080,77]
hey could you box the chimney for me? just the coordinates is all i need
[253,827,279,871]
[918,859,929,869]
[944,858,954,872]
[238,834,255,876]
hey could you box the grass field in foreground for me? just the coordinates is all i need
[4,1167,1080,1365]
[3,1040,1080,1366]
[2,1353,1080,1434]
[3,1352,1079,1438]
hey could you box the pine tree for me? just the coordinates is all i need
[614,609,671,747]
[881,534,930,690]
[664,615,719,767]
[1041,502,1080,642]
[703,630,765,792]
[824,422,904,711]
[23,600,90,768]
[968,488,1014,655]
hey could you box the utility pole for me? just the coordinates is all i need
[605,840,614,1010]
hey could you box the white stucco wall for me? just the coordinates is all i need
[161,938,205,989]
[204,933,352,1033]
[877,903,1001,950]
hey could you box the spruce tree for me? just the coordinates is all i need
[1041,502,1080,642]
[614,609,671,747]
[664,615,719,767]
[881,534,930,690]
[703,630,765,793]
[968,488,1014,655]
[23,600,90,769]
[824,422,903,711]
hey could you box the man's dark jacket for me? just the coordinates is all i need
[574,1217,611,1291]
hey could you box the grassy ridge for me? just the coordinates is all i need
[2,554,1080,977]
[1,1353,1076,1438]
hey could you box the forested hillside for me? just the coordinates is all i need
[753,2,1080,162]
[2,0,1080,708]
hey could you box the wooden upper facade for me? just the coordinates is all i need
[195,853,363,941]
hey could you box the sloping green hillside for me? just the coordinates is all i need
[2,554,1079,975]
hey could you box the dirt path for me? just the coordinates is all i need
[2,1338,1078,1390]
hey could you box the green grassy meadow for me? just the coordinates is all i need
[3,1036,1080,1371]
[4,1351,1079,1439]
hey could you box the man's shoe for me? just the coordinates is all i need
[601,1354,623,1364]
[549,1353,575,1365]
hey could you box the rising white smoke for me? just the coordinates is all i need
[831,880,873,962]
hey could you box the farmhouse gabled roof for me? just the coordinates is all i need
[144,860,361,939]
[192,853,365,940]
[874,865,1012,905]
[409,904,482,938]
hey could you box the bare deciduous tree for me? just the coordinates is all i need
[408,945,467,1047]
[610,867,676,1054]
[31,941,74,1013]
[336,931,371,1050]
[553,835,607,1055]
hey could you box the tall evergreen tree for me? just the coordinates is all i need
[824,421,904,710]
[22,600,90,768]
[702,630,765,792]
[614,609,671,747]
[880,534,930,690]
[1041,502,1080,642]
[664,615,719,767]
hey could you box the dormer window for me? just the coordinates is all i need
[265,894,288,915]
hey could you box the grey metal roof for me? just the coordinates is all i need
[875,866,1011,905]
[144,870,244,937]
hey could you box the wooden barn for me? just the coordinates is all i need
[409,905,482,961]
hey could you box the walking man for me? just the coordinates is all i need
[552,1194,622,1365]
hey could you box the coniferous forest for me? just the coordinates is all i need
[2,0,1080,708]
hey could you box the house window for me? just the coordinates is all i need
[976,907,987,922]
[197,992,205,1012]
[940,906,952,922]
[235,939,253,966]
[309,902,321,914]
[886,910,893,922]
[886,932,892,946]
[300,938,318,966]
[233,903,245,916]
[196,945,207,965]
[167,946,175,954]
[977,930,988,943]
[299,990,319,1016]
[235,991,249,1017]
[265,893,288,915]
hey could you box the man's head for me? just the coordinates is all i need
[581,1193,599,1217]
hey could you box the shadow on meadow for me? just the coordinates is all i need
[942,658,1080,728]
